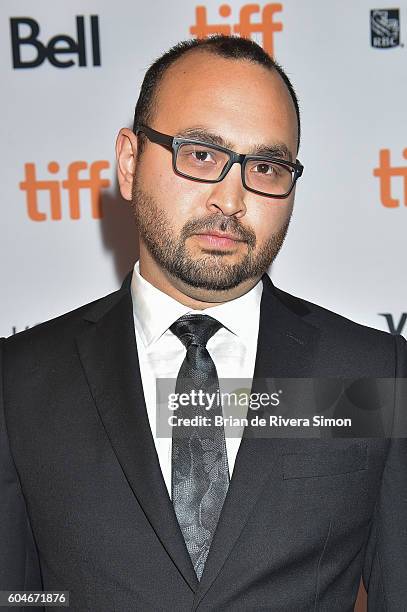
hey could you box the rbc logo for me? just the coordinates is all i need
[370,9,400,48]
[190,4,283,57]
[19,161,110,221]
[10,16,101,69]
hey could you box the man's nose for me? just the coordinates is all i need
[205,162,247,218]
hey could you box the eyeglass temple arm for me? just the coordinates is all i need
[135,124,174,149]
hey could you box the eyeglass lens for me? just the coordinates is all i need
[176,142,294,196]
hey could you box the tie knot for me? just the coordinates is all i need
[169,314,223,349]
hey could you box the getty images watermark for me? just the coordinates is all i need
[155,377,407,438]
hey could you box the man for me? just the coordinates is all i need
[1,35,406,611]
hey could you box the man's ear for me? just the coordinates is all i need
[115,128,139,201]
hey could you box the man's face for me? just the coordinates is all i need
[119,50,299,299]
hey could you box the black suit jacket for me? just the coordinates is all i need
[1,272,406,611]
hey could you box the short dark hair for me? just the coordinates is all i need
[133,35,301,153]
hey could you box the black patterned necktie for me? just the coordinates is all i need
[169,314,230,580]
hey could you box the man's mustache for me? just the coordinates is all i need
[181,215,256,247]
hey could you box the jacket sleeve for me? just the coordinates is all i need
[362,334,407,610]
[0,338,44,611]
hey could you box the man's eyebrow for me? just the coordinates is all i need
[251,142,292,161]
[175,127,293,161]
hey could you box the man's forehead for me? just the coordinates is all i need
[159,49,288,101]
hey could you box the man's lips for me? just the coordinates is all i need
[192,231,246,249]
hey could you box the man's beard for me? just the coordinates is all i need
[131,182,291,291]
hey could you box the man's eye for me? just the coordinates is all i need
[192,150,215,163]
[253,163,276,175]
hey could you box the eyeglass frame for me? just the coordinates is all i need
[134,124,304,199]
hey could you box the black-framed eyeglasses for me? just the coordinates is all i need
[134,124,304,199]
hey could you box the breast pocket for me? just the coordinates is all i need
[282,442,368,479]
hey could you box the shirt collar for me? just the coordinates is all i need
[130,260,263,347]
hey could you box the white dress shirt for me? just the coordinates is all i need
[130,260,263,498]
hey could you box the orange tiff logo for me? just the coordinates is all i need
[373,148,407,207]
[190,3,283,57]
[19,160,110,221]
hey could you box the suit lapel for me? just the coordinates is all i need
[75,273,199,592]
[194,273,321,604]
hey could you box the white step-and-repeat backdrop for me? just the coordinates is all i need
[1,0,406,339]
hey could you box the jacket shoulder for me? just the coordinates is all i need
[272,284,404,376]
[2,285,126,350]
[275,284,391,339]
